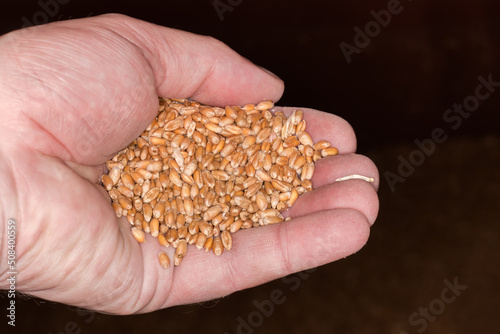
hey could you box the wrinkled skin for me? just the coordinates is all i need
[0,14,379,314]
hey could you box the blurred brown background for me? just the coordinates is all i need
[1,0,499,333]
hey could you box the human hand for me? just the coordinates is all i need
[0,14,378,314]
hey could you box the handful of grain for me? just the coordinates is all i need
[101,98,337,268]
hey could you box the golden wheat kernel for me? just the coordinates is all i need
[184,198,194,216]
[263,216,285,225]
[108,167,121,185]
[220,143,236,158]
[112,201,123,217]
[129,171,144,185]
[301,162,315,181]
[180,173,194,185]
[166,228,178,244]
[101,174,113,191]
[200,107,215,118]
[198,221,214,237]
[244,183,261,198]
[271,179,293,192]
[106,161,124,171]
[174,215,184,230]
[255,127,271,143]
[222,105,236,118]
[261,208,280,218]
[205,122,222,134]
[313,140,330,150]
[188,219,200,235]
[149,136,167,146]
[179,183,189,199]
[153,202,165,218]
[159,252,170,269]
[118,196,132,210]
[218,216,235,231]
[136,168,153,180]
[277,201,288,211]
[261,141,272,153]
[256,100,274,111]
[149,218,160,237]
[157,233,169,248]
[193,233,206,250]
[212,213,225,227]
[184,232,195,245]
[283,137,300,148]
[234,195,252,209]
[107,188,121,201]
[226,219,240,233]
[217,231,231,252]
[321,147,339,157]
[229,205,242,217]
[164,211,175,227]
[212,139,226,154]
[131,227,146,243]
[204,236,214,252]
[125,213,134,225]
[292,156,306,170]
[177,226,188,239]
[213,236,224,256]
[132,197,142,211]
[138,146,148,161]
[174,240,188,266]
[218,116,233,127]
[254,192,267,211]
[183,160,197,177]
[287,188,298,206]
[143,187,160,203]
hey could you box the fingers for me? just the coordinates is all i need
[284,180,379,225]
[159,208,370,307]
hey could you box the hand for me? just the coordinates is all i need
[0,14,378,314]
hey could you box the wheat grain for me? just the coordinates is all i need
[101,98,354,268]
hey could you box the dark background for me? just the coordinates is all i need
[1,1,499,333]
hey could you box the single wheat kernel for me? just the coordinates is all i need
[131,227,146,243]
[321,147,339,157]
[204,236,214,252]
[213,236,224,256]
[195,233,207,250]
[150,218,160,238]
[221,230,233,251]
[102,174,113,191]
[159,252,170,269]
[158,233,169,247]
[174,240,188,266]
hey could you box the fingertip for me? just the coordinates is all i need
[187,51,285,107]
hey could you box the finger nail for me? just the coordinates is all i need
[258,65,281,80]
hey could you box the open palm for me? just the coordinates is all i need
[0,14,378,314]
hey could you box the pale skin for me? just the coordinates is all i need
[0,14,379,314]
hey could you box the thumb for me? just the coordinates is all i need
[102,14,284,106]
[0,14,284,164]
